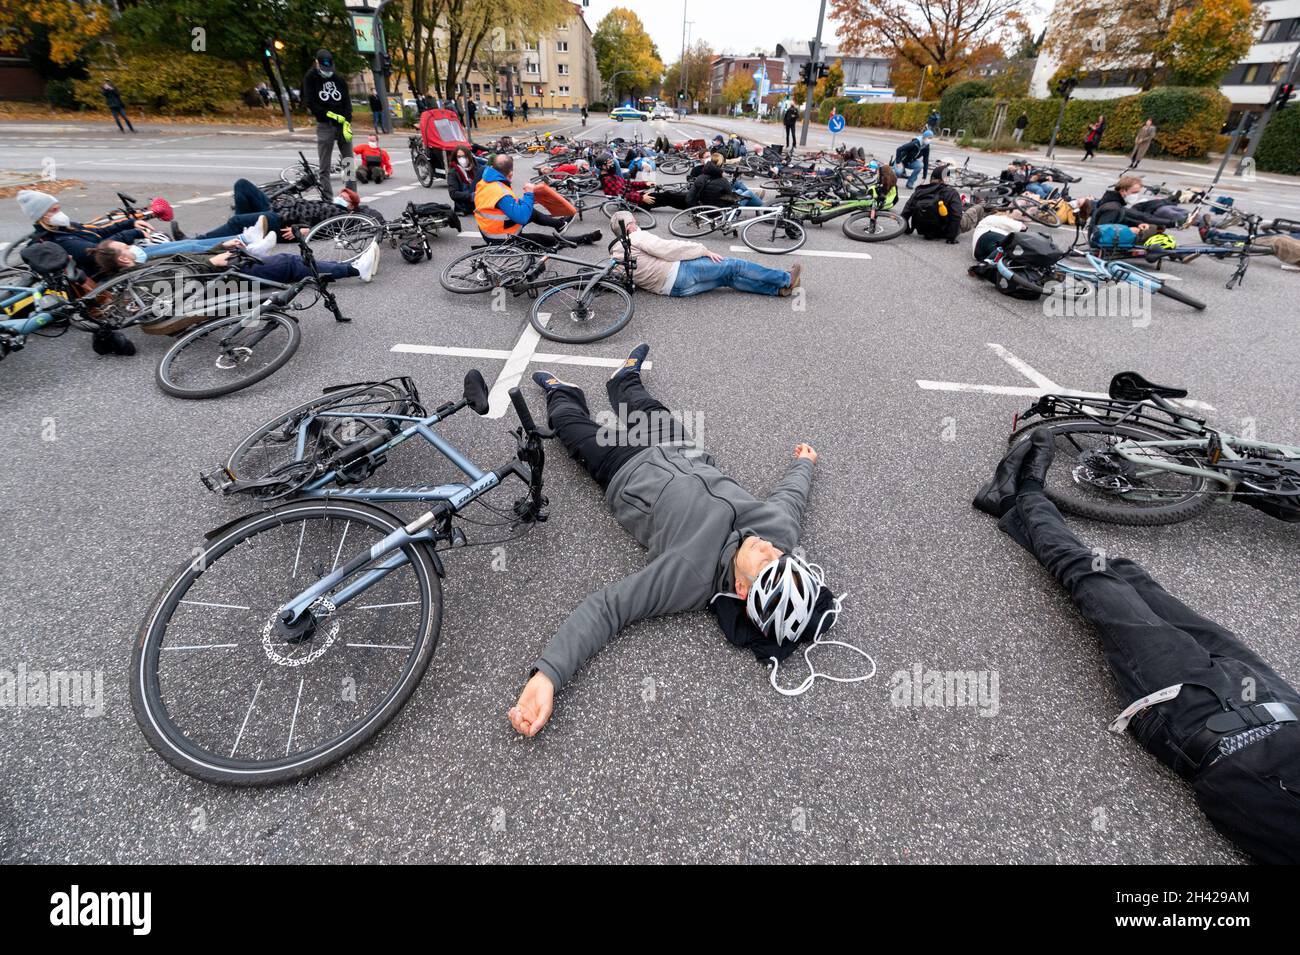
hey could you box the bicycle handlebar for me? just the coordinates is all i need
[509,386,538,435]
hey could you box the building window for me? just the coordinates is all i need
[1261,18,1300,42]
[1243,63,1260,83]
[557,63,569,75]
[557,41,569,52]
[531,85,541,96]
[524,41,538,51]
[558,85,570,95]
[524,60,539,75]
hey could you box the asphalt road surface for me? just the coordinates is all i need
[1,114,1297,863]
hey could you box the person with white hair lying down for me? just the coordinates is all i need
[607,210,802,298]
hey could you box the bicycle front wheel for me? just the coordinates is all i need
[439,246,533,294]
[531,278,633,344]
[131,499,442,785]
[1015,195,1060,227]
[741,215,806,255]
[305,214,381,265]
[841,209,905,242]
[157,310,300,399]
[412,149,435,188]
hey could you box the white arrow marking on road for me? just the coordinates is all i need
[727,245,872,260]
[917,342,1215,411]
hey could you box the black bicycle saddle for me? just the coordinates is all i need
[1109,371,1188,401]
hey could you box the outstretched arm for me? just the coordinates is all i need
[765,445,816,528]
[510,555,707,735]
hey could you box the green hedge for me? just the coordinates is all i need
[1256,106,1300,175]
[69,51,253,114]
[938,81,993,131]
[953,87,1229,159]
[817,87,1228,160]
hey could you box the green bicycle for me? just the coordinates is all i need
[1008,372,1300,526]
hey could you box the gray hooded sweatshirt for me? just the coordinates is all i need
[534,441,814,689]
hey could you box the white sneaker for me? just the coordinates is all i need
[239,214,268,246]
[354,242,380,282]
[244,232,277,259]
[1281,262,1300,271]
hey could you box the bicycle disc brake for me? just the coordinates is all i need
[1072,446,1137,494]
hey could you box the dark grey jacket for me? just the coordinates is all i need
[534,442,814,689]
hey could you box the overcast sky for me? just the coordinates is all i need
[578,0,1048,63]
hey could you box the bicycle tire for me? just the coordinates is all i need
[131,498,441,785]
[1155,282,1206,311]
[669,207,724,238]
[156,310,301,399]
[660,158,691,175]
[1007,417,1217,525]
[531,278,633,344]
[281,161,320,185]
[1015,195,1060,227]
[741,215,807,255]
[304,213,382,265]
[89,260,213,329]
[412,150,435,188]
[602,200,656,230]
[841,209,905,242]
[439,246,533,294]
[225,381,415,489]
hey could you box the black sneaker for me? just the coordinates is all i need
[610,343,649,381]
[91,328,136,356]
[531,370,579,394]
[170,221,187,241]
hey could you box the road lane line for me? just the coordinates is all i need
[727,245,872,259]
[987,342,1058,390]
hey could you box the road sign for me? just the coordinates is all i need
[828,114,845,133]
[351,13,376,54]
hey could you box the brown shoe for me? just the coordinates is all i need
[779,262,802,296]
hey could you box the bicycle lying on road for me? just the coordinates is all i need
[132,372,553,784]
[1008,371,1300,526]
[668,200,808,254]
[304,201,461,265]
[439,231,638,343]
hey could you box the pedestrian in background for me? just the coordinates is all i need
[368,90,384,132]
[505,99,515,124]
[468,98,479,129]
[1012,112,1028,143]
[302,48,356,203]
[927,109,940,133]
[101,79,135,133]
[521,100,530,122]
[783,102,798,150]
[1129,118,1157,169]
[1082,114,1105,161]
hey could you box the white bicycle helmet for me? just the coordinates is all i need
[745,553,825,646]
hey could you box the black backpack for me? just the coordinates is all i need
[893,139,921,166]
[904,182,963,241]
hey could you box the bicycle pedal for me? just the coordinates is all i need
[199,466,234,493]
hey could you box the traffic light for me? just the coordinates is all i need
[817,62,830,80]
[1272,82,1295,110]
[379,51,392,76]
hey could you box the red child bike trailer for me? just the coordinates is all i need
[409,108,471,188]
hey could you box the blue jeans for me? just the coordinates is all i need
[897,160,923,188]
[196,179,284,239]
[142,238,226,259]
[733,183,763,207]
[669,257,790,297]
[1024,182,1052,198]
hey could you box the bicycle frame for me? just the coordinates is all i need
[259,397,544,631]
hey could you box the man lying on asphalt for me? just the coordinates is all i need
[509,345,867,736]
[974,430,1300,864]
[607,211,800,298]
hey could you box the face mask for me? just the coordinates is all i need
[319,68,334,78]
[457,157,470,168]
[130,245,147,264]
[46,211,71,228]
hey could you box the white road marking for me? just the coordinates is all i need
[391,336,652,419]
[727,245,872,260]
[918,342,1215,411]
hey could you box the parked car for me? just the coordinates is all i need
[611,105,649,122]
[650,105,674,120]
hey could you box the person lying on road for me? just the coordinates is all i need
[974,430,1300,864]
[597,154,691,210]
[509,345,871,737]
[16,189,153,273]
[90,235,381,286]
[607,211,800,297]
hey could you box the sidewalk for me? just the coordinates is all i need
[683,112,1300,190]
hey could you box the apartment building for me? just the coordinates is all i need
[773,41,892,98]
[458,2,600,111]
[1030,0,1299,115]
[708,55,786,105]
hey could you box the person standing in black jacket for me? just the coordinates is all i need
[101,80,135,133]
[468,98,479,129]
[367,90,383,132]
[782,104,798,149]
[302,49,356,203]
